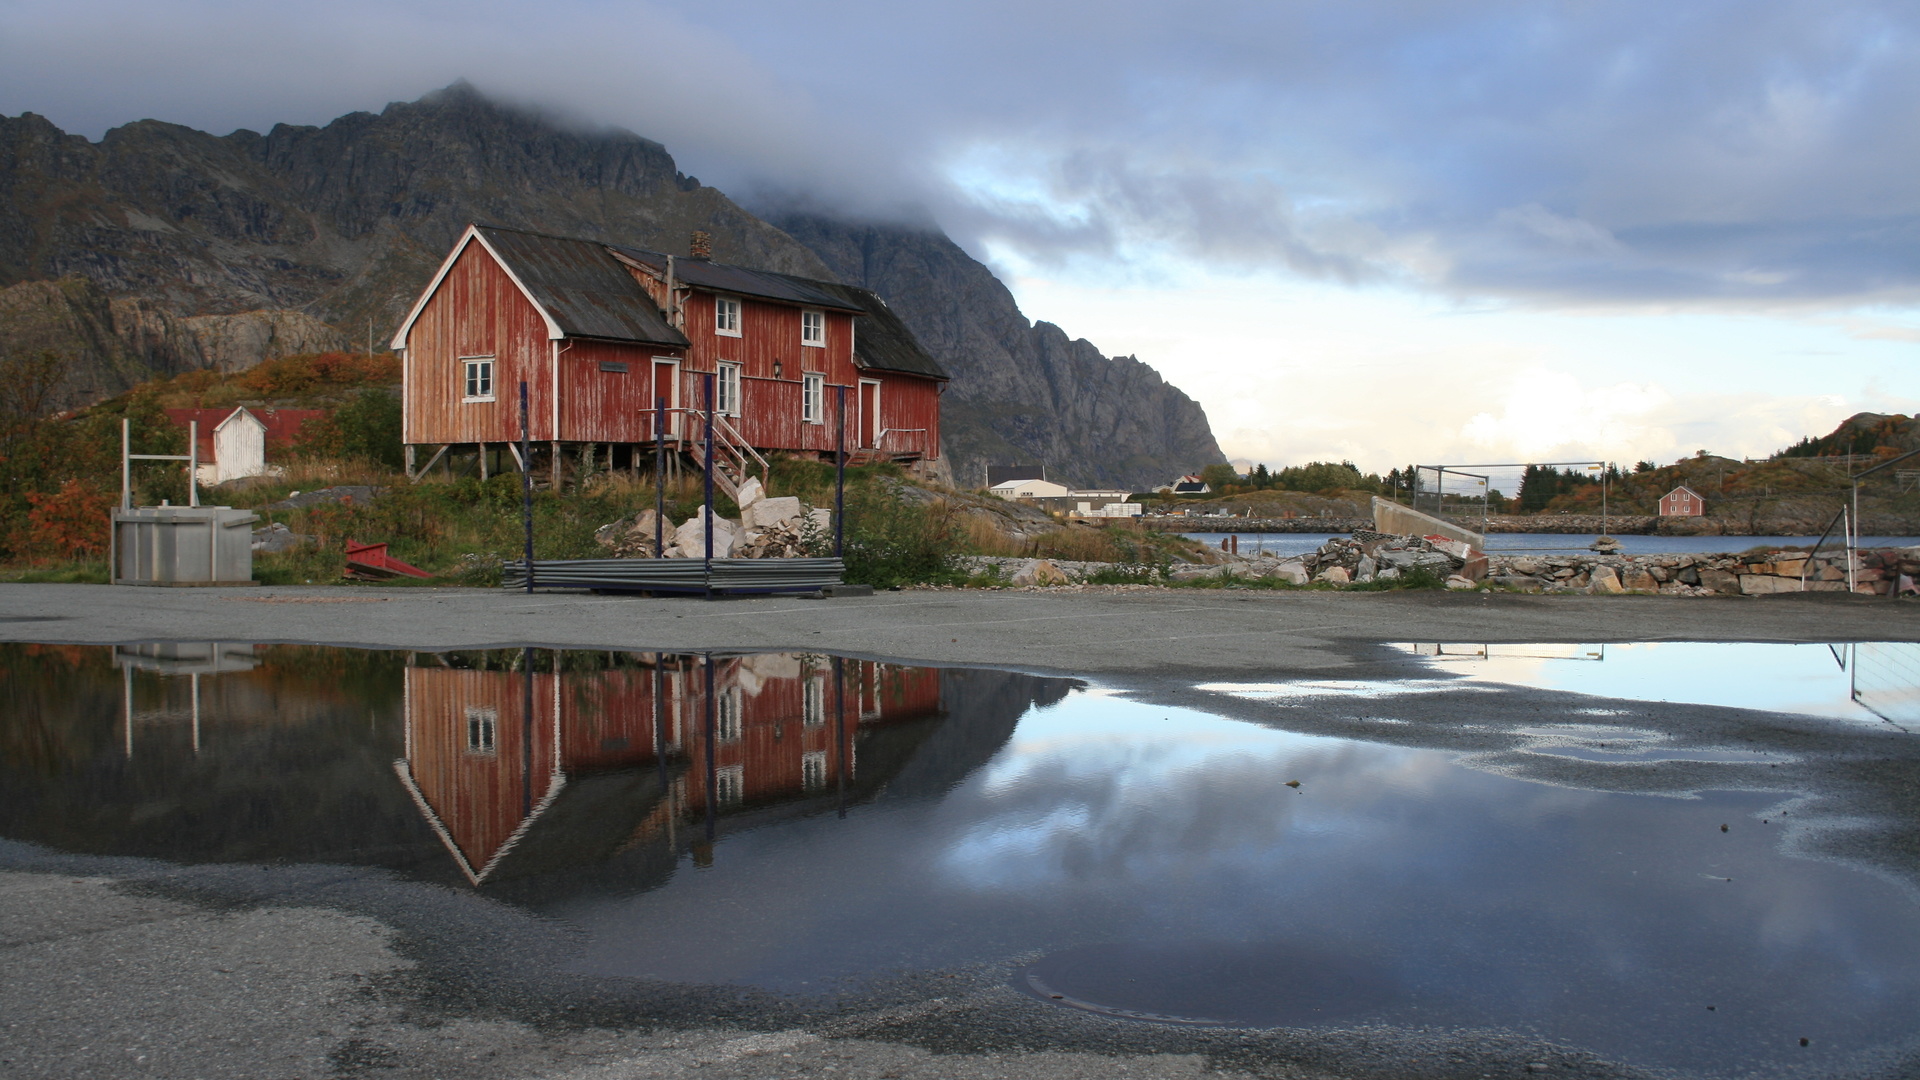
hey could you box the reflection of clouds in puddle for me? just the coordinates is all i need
[1509,723,1793,764]
[1399,642,1917,724]
[941,693,1452,892]
[1196,679,1499,702]
[1205,644,1919,725]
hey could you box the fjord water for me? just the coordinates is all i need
[3,643,1918,1078]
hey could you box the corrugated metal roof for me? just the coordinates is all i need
[610,246,865,313]
[776,277,950,381]
[476,226,690,347]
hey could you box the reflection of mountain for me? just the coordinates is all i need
[395,652,945,886]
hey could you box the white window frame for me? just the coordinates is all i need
[716,686,742,742]
[803,676,826,726]
[464,705,497,754]
[714,296,742,337]
[802,372,825,425]
[801,309,826,348]
[461,356,495,403]
[715,362,742,418]
[802,751,828,792]
[715,764,745,807]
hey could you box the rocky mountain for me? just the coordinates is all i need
[0,83,1223,487]
[769,214,1225,488]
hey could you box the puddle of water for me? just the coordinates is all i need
[2,643,1919,1077]
[1205,642,1920,727]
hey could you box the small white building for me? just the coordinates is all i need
[1069,489,1139,517]
[990,478,1072,500]
[208,408,270,485]
[167,405,323,486]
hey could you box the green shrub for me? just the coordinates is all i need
[834,483,963,588]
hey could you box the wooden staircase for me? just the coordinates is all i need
[685,412,770,501]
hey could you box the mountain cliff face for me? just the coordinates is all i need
[0,83,1224,487]
[770,214,1225,487]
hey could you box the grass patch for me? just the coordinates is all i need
[0,558,109,584]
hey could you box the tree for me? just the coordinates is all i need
[1199,463,1239,490]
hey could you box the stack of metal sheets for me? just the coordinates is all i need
[500,557,844,595]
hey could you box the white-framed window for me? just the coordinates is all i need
[716,363,742,417]
[714,296,741,337]
[716,686,741,742]
[462,357,495,402]
[802,373,825,425]
[715,764,745,807]
[464,706,497,754]
[803,676,826,727]
[801,309,825,347]
[802,751,828,793]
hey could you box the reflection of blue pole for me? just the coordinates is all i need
[704,653,717,844]
[521,646,534,815]
[834,655,847,819]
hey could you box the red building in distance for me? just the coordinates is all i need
[1658,485,1706,517]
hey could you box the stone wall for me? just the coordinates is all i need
[1488,547,1919,596]
[1142,515,1372,534]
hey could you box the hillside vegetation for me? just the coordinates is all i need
[0,353,1206,586]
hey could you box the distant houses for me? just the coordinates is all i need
[1659,485,1706,517]
[987,475,1140,517]
[1157,474,1211,495]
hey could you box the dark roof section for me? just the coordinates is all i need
[609,246,864,313]
[773,277,950,381]
[475,226,689,347]
[986,464,1047,486]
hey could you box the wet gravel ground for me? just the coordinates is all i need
[3,584,1919,1079]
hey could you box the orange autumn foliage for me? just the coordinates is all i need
[16,479,113,559]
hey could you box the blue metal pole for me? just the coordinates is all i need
[704,373,715,599]
[835,384,846,559]
[520,381,533,593]
[654,395,666,559]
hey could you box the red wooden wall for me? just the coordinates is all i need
[399,656,943,881]
[402,238,938,460]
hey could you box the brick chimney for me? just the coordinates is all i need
[689,231,712,260]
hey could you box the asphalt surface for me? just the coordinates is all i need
[4,582,1918,678]
[4,582,1919,1080]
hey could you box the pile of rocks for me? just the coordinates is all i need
[593,478,830,560]
[1291,531,1484,586]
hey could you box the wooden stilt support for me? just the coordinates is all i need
[480,442,489,481]
[550,441,562,489]
[405,444,417,481]
[413,443,450,481]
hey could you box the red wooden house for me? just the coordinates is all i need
[394,652,941,885]
[1658,485,1706,516]
[389,224,947,494]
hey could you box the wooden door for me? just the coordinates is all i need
[651,359,681,438]
[859,380,880,449]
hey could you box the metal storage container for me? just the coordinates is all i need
[112,506,257,586]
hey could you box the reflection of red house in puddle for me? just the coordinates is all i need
[395,653,940,884]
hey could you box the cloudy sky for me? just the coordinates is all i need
[4,0,1917,471]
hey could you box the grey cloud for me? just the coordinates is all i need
[3,0,1918,306]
